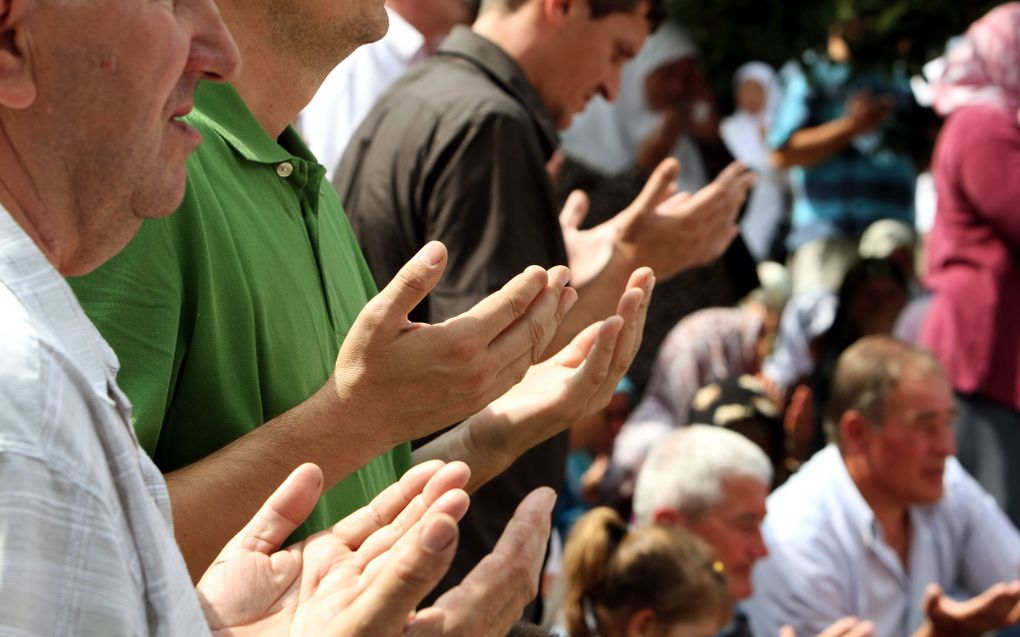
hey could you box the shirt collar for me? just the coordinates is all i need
[0,206,119,396]
[825,445,884,543]
[191,81,319,168]
[437,26,560,156]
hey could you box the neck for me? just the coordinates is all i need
[216,0,356,139]
[844,452,911,561]
[0,126,74,272]
[473,8,545,100]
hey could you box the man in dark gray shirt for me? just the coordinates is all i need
[336,0,755,606]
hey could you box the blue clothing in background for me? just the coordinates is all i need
[770,54,916,250]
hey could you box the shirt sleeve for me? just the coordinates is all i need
[769,62,813,150]
[420,111,566,322]
[69,215,187,456]
[0,455,145,635]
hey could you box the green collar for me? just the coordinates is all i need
[191,82,317,167]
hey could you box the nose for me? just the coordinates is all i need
[600,66,624,102]
[932,421,957,458]
[749,529,768,561]
[184,0,242,83]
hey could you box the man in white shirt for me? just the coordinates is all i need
[632,426,875,637]
[0,0,553,633]
[748,336,1020,637]
[300,0,473,180]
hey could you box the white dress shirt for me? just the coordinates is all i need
[299,7,427,181]
[747,445,1020,637]
[0,208,209,635]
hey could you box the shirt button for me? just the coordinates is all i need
[276,162,294,178]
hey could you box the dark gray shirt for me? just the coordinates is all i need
[335,27,569,605]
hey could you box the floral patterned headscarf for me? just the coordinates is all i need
[933,2,1020,121]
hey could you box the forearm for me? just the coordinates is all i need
[168,383,396,580]
[412,407,558,494]
[772,117,858,169]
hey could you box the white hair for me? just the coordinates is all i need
[632,425,773,527]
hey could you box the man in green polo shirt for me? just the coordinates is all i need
[70,0,652,605]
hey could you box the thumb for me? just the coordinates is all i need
[369,241,448,324]
[780,626,796,637]
[216,463,324,558]
[559,190,590,232]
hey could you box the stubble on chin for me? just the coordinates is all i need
[265,0,388,73]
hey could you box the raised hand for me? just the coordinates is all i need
[404,488,557,637]
[559,189,615,287]
[780,617,875,637]
[422,268,654,491]
[921,581,1020,636]
[582,158,753,283]
[845,90,893,136]
[331,241,575,449]
[196,460,472,636]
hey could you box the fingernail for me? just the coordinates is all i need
[533,487,557,512]
[421,518,456,553]
[417,242,444,267]
[555,267,571,287]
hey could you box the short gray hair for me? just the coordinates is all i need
[632,425,773,527]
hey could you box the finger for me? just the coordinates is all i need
[847,621,875,637]
[339,512,461,637]
[817,617,861,637]
[331,460,461,547]
[356,488,470,577]
[571,315,623,395]
[780,626,796,637]
[559,190,590,231]
[455,265,550,343]
[365,242,448,328]
[626,158,681,220]
[488,267,570,364]
[410,488,557,637]
[713,160,751,186]
[551,319,604,368]
[219,463,324,557]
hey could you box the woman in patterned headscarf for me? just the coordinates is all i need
[922,3,1020,527]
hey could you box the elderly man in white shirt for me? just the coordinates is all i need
[748,336,1020,637]
[300,0,473,181]
[0,0,553,633]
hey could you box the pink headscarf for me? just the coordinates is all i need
[933,2,1020,122]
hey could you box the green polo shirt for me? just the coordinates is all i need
[70,82,411,540]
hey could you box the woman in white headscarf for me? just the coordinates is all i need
[720,62,789,262]
[561,22,713,195]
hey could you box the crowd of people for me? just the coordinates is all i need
[2,0,1020,636]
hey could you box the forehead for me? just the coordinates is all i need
[582,3,651,47]
[710,475,767,519]
[884,369,954,417]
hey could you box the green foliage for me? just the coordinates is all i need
[668,0,1002,105]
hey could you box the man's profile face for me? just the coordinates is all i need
[27,0,239,274]
[541,0,650,129]
[685,475,768,600]
[864,370,956,506]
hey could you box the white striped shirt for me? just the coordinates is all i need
[0,208,209,635]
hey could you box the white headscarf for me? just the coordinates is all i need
[719,61,779,171]
[561,23,708,193]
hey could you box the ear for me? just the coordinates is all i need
[652,506,685,528]
[0,0,37,109]
[626,608,659,637]
[540,0,575,29]
[840,410,870,452]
